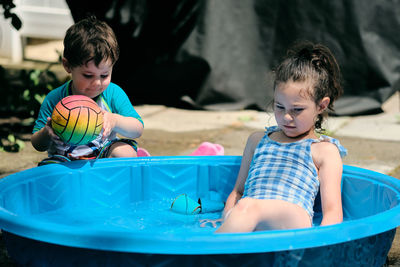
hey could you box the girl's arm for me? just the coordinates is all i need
[102,111,144,139]
[314,142,344,226]
[222,131,264,218]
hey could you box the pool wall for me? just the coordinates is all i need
[0,156,399,266]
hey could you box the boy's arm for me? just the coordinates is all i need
[101,84,143,139]
[31,85,67,151]
[222,131,263,218]
[31,117,62,151]
[102,111,144,139]
[314,142,344,226]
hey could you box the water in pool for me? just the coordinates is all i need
[30,198,221,235]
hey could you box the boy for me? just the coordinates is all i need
[31,16,144,165]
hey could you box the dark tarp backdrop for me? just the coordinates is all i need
[66,0,400,116]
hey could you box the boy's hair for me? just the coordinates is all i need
[63,16,119,68]
[274,41,343,132]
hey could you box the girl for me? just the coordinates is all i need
[215,41,347,232]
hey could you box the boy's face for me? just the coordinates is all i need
[63,59,113,99]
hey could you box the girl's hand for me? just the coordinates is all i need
[101,109,116,140]
[199,218,223,228]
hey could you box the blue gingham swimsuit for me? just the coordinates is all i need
[243,126,347,219]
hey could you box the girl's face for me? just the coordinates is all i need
[63,59,113,99]
[274,80,329,139]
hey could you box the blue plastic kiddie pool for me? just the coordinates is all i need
[0,156,399,266]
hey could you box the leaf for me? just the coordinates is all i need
[34,93,46,104]
[23,89,30,100]
[16,139,25,150]
[21,117,35,126]
[238,115,254,122]
[7,134,15,143]
[11,14,22,30]
[30,70,41,86]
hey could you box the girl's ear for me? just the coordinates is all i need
[62,58,72,73]
[318,97,330,113]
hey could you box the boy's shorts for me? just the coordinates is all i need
[38,139,138,166]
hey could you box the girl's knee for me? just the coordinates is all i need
[232,198,259,217]
[217,198,260,232]
[236,198,254,209]
[107,142,137,158]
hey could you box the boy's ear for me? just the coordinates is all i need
[62,58,72,73]
[318,97,330,113]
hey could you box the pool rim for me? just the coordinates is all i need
[0,156,399,255]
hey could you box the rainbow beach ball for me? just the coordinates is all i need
[51,95,104,145]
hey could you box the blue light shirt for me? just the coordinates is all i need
[33,81,143,159]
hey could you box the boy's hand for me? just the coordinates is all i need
[101,110,116,140]
[100,109,143,139]
[44,117,64,146]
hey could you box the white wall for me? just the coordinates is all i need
[0,0,74,62]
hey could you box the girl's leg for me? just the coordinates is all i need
[216,198,260,233]
[216,198,312,233]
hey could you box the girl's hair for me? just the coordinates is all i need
[274,41,343,132]
[63,16,120,68]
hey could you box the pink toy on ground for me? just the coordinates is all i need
[189,142,224,156]
[137,147,151,157]
[137,142,224,157]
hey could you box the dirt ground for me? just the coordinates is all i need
[1,126,400,266]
